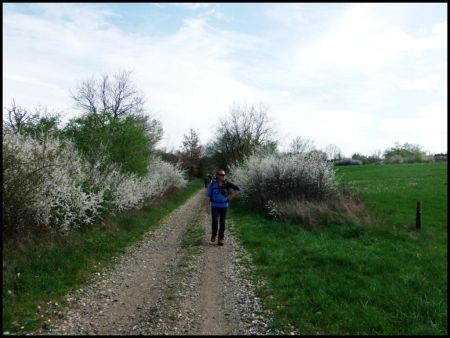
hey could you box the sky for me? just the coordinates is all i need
[3,3,448,156]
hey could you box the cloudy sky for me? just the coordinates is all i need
[3,3,447,156]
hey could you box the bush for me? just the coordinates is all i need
[3,131,103,232]
[230,152,374,228]
[334,158,362,166]
[110,156,187,212]
[383,142,431,164]
[229,151,337,210]
[385,154,404,164]
[2,131,187,233]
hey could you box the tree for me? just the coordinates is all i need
[4,100,39,134]
[71,69,145,118]
[289,137,315,154]
[63,70,163,176]
[352,153,368,164]
[3,101,63,144]
[324,144,342,161]
[208,102,277,171]
[383,142,428,163]
[62,112,154,177]
[179,129,203,180]
[366,149,383,164]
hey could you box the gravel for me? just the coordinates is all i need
[30,188,286,335]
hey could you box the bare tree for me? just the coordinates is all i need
[324,144,343,161]
[142,116,163,148]
[209,102,277,170]
[71,70,145,118]
[226,102,275,148]
[72,77,98,114]
[4,100,38,134]
[289,136,315,154]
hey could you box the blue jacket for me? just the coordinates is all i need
[207,179,240,208]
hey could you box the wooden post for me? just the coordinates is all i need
[416,200,421,230]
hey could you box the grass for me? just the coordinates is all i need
[229,162,447,335]
[2,179,203,334]
[335,163,447,233]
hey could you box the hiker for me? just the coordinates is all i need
[206,169,240,246]
[204,174,213,188]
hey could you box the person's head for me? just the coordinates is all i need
[216,169,226,182]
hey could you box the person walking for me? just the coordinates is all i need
[206,169,240,246]
[204,174,212,188]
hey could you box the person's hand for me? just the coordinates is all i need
[206,204,211,215]
[229,190,240,201]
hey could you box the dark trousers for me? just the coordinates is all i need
[211,206,228,240]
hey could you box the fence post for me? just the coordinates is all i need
[416,200,421,230]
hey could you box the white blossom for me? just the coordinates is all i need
[229,152,337,209]
[3,130,187,232]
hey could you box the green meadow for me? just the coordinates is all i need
[229,162,447,335]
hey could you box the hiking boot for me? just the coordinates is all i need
[218,240,224,246]
[211,235,216,242]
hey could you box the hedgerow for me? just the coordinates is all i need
[3,130,186,232]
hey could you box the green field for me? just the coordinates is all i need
[229,162,447,335]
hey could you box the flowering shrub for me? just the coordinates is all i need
[3,131,186,232]
[3,131,103,231]
[229,151,337,210]
[111,156,187,212]
[230,152,373,227]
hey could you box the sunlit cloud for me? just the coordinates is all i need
[3,3,447,155]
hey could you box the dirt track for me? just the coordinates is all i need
[38,188,274,335]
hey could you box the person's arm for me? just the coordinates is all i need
[226,181,240,191]
[206,198,211,214]
[206,183,212,214]
[226,181,241,201]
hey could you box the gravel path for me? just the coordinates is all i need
[37,188,277,335]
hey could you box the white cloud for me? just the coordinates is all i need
[171,3,212,10]
[378,104,447,153]
[399,74,441,91]
[3,3,447,155]
[270,101,376,156]
[264,3,306,27]
[293,5,447,74]
[170,3,224,21]
[3,4,263,149]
